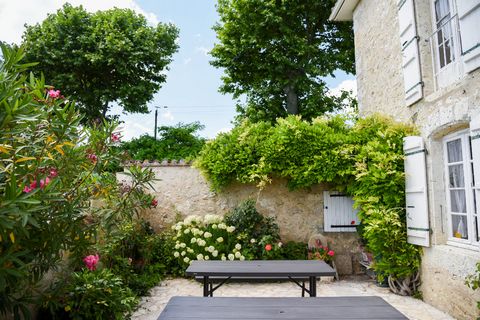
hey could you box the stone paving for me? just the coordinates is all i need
[132,276,455,320]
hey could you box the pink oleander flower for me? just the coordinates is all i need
[87,153,98,163]
[40,177,51,189]
[150,199,158,208]
[48,89,61,99]
[49,168,58,178]
[265,244,272,251]
[83,254,100,271]
[327,250,335,257]
[23,185,34,193]
[111,133,121,142]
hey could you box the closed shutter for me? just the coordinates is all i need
[471,115,480,227]
[457,0,480,73]
[404,136,430,246]
[398,0,423,106]
[323,191,358,232]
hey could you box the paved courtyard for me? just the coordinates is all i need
[132,276,455,320]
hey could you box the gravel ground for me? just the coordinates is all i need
[132,277,455,320]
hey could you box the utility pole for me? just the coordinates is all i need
[154,106,168,140]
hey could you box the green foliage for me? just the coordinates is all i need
[196,114,422,281]
[53,269,137,320]
[211,0,355,122]
[466,262,480,313]
[277,241,308,260]
[21,3,179,123]
[0,44,156,318]
[122,122,206,161]
[308,245,335,263]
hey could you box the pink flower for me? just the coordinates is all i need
[40,177,51,189]
[87,153,98,163]
[48,89,61,99]
[23,185,34,193]
[83,254,100,271]
[265,244,272,251]
[150,199,158,208]
[327,250,335,257]
[49,168,58,178]
[111,133,121,142]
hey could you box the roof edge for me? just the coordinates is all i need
[329,0,360,21]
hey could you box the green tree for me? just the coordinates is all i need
[21,4,179,123]
[211,0,355,123]
[122,122,206,161]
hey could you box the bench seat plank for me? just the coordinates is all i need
[158,296,408,319]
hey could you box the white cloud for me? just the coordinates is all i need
[183,57,192,65]
[116,119,152,141]
[195,46,211,57]
[161,110,174,121]
[329,79,357,97]
[0,0,158,45]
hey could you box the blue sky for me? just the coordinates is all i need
[0,0,355,140]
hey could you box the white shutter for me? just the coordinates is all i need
[471,114,480,222]
[323,191,358,232]
[404,136,430,247]
[457,0,480,73]
[398,0,423,106]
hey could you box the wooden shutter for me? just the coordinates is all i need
[457,0,480,73]
[323,191,358,232]
[471,115,480,223]
[398,0,423,106]
[404,136,430,247]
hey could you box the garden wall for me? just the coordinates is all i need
[118,161,363,276]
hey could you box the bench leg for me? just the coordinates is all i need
[309,276,317,297]
[302,281,305,297]
[203,276,210,297]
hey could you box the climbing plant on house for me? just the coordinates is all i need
[195,114,422,295]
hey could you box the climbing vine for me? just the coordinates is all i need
[195,114,422,290]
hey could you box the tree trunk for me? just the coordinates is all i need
[101,101,109,119]
[284,84,298,115]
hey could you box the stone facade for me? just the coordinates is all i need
[118,162,363,276]
[347,0,480,318]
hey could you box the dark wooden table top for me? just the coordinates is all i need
[157,296,409,319]
[185,260,336,277]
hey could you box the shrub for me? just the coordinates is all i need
[171,214,247,270]
[466,262,480,315]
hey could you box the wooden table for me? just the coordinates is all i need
[157,296,408,319]
[185,260,336,297]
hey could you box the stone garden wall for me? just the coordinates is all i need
[118,161,363,276]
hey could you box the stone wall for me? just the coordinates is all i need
[118,162,363,276]
[352,0,480,318]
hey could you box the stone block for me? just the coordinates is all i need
[334,254,353,275]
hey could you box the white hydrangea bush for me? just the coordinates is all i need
[171,214,246,267]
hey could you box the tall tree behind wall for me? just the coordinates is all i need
[21,4,179,123]
[211,0,355,123]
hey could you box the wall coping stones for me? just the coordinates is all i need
[122,159,192,167]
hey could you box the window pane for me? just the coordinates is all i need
[435,0,450,24]
[451,214,468,239]
[447,139,463,163]
[449,164,465,187]
[450,190,466,213]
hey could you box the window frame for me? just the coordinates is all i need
[443,129,479,249]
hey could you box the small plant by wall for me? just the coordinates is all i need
[195,114,421,295]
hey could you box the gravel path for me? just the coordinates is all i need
[132,277,455,320]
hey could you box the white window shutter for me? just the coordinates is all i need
[398,0,423,106]
[323,191,358,232]
[471,114,480,220]
[404,136,430,246]
[457,0,480,73]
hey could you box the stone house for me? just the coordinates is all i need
[330,0,480,318]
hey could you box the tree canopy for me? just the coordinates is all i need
[210,0,355,123]
[122,122,206,161]
[21,4,179,123]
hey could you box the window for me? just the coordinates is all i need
[443,130,479,246]
[434,0,455,68]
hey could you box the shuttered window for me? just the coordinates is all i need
[323,191,358,233]
[398,0,423,106]
[457,0,480,73]
[404,136,430,247]
[443,119,480,246]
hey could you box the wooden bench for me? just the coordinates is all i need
[194,275,313,297]
[157,296,409,319]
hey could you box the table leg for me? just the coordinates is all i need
[309,276,317,297]
[203,276,210,297]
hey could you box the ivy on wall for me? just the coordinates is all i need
[195,114,422,282]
